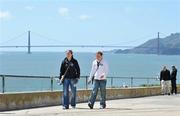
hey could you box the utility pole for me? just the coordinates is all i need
[28,30,31,54]
[157,32,160,55]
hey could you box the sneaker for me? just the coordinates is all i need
[71,106,76,109]
[100,105,106,109]
[62,106,69,110]
[88,103,93,109]
[168,93,171,95]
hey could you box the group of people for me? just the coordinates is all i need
[160,65,177,95]
[59,50,108,110]
[59,50,178,110]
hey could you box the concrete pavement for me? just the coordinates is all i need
[1,94,180,116]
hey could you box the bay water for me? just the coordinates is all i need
[0,52,179,92]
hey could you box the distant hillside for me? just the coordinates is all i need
[114,33,180,55]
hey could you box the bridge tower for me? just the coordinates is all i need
[28,30,31,54]
[157,32,160,55]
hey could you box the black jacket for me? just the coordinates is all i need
[160,69,171,81]
[171,68,177,80]
[59,57,80,79]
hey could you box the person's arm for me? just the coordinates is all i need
[75,60,80,79]
[171,71,175,79]
[172,69,177,79]
[175,69,177,79]
[59,61,65,79]
[168,70,171,80]
[160,71,162,81]
[89,61,96,81]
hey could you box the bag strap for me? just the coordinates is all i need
[93,64,100,77]
[91,61,101,84]
[63,62,71,77]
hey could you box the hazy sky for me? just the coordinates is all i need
[0,0,179,52]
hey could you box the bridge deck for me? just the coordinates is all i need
[1,94,180,116]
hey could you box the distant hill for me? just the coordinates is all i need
[114,33,180,55]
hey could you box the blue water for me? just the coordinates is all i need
[0,52,179,92]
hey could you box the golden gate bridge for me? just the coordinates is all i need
[0,31,161,54]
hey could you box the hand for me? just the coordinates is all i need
[60,75,64,84]
[61,75,64,79]
[55,78,61,85]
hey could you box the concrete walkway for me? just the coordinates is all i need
[1,94,180,116]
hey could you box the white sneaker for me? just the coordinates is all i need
[71,106,76,109]
[62,106,69,110]
[100,105,106,109]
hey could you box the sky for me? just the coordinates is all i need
[0,0,179,52]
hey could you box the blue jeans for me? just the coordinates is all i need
[89,80,107,106]
[62,78,77,108]
[171,79,177,94]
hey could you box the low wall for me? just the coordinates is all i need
[0,87,180,111]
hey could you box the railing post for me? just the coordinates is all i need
[111,77,113,88]
[50,77,53,92]
[147,78,150,86]
[2,75,5,93]
[85,76,88,90]
[130,77,133,87]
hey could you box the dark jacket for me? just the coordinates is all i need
[59,57,80,79]
[160,69,171,81]
[171,68,177,80]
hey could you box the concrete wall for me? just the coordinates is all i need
[0,87,180,111]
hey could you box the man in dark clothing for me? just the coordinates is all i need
[160,66,171,95]
[59,50,80,109]
[171,66,177,94]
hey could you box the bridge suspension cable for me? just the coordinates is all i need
[0,32,27,45]
[1,31,179,54]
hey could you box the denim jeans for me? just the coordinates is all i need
[89,80,107,106]
[171,79,177,94]
[62,78,77,108]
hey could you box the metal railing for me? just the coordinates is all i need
[0,74,160,93]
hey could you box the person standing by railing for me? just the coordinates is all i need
[160,66,171,95]
[88,51,108,109]
[171,66,177,95]
[59,50,80,109]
